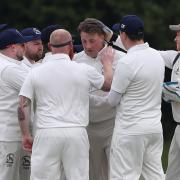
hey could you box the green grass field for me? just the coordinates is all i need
[162,140,171,173]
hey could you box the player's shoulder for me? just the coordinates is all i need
[73,51,88,62]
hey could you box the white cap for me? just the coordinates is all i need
[169,24,180,31]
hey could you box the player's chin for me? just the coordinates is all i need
[85,50,97,58]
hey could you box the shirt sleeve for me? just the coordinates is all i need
[108,89,122,107]
[159,50,178,69]
[111,61,133,93]
[86,65,104,90]
[1,65,27,91]
[19,71,34,101]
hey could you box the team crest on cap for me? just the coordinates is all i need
[121,24,126,29]
[33,28,41,35]
[16,29,22,36]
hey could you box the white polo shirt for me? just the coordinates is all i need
[160,50,180,122]
[112,43,165,135]
[19,53,104,128]
[0,53,27,141]
[74,47,125,123]
[21,57,33,72]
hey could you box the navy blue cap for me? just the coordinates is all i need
[41,24,63,44]
[112,23,120,31]
[21,27,41,42]
[0,28,26,49]
[0,24,9,31]
[113,15,144,35]
[73,44,83,53]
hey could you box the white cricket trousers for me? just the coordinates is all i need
[87,119,114,180]
[30,127,89,180]
[165,125,180,180]
[0,141,31,180]
[110,133,165,180]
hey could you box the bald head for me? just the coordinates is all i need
[50,29,72,45]
[49,29,74,58]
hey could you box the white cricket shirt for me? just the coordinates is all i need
[19,53,104,128]
[112,43,165,135]
[21,57,33,72]
[160,50,180,123]
[0,53,27,141]
[74,47,125,123]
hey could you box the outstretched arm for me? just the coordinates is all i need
[18,95,33,152]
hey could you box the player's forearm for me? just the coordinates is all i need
[102,64,113,91]
[18,96,32,137]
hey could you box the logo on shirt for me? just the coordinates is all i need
[21,155,31,169]
[5,153,14,167]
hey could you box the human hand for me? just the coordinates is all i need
[22,135,33,152]
[100,46,115,66]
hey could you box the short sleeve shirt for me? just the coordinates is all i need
[20,53,104,128]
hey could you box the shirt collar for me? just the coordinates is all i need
[0,52,21,65]
[43,53,70,63]
[22,57,33,67]
[127,42,149,53]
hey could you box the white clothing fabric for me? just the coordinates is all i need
[20,53,104,180]
[74,47,125,123]
[0,141,30,180]
[20,53,104,128]
[114,35,126,51]
[0,53,27,141]
[74,47,125,180]
[30,128,89,180]
[108,90,122,107]
[160,50,180,180]
[112,43,165,135]
[165,125,180,180]
[160,50,180,123]
[110,133,164,180]
[0,52,29,180]
[21,57,33,72]
[42,52,52,63]
[109,43,165,180]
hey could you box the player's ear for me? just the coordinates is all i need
[48,42,52,51]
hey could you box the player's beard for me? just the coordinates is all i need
[26,51,43,62]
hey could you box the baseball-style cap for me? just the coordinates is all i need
[112,23,120,31]
[0,28,26,49]
[115,15,144,35]
[0,24,9,31]
[169,24,180,31]
[41,24,63,44]
[21,27,41,42]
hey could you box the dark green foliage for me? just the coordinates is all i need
[0,0,179,48]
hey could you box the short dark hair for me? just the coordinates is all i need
[126,31,144,41]
[77,18,106,36]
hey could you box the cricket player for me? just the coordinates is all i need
[21,27,43,71]
[108,15,165,180]
[0,28,28,180]
[160,24,180,180]
[73,18,125,180]
[18,29,114,180]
